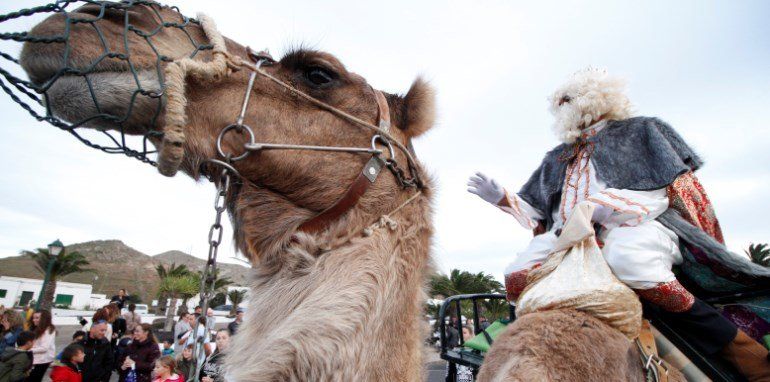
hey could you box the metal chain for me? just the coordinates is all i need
[189,166,231,382]
[384,158,421,189]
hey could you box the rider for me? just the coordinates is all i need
[468,68,770,380]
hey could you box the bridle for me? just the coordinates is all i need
[156,15,427,381]
[197,47,425,235]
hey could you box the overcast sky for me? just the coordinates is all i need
[1,1,768,283]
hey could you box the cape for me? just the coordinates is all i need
[519,116,701,229]
[519,116,770,281]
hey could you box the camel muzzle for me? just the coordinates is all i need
[1,0,213,170]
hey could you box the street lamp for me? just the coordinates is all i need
[36,239,64,310]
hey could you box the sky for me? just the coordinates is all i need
[0,1,768,283]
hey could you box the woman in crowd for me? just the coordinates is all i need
[199,329,229,382]
[123,304,142,334]
[151,355,184,382]
[50,343,85,382]
[118,323,160,382]
[0,310,24,354]
[461,325,474,342]
[172,313,190,354]
[26,309,57,382]
[175,345,195,381]
[106,304,126,346]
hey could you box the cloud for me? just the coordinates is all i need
[1,1,768,283]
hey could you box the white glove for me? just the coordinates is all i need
[467,172,505,205]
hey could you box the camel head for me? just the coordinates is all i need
[18,2,436,264]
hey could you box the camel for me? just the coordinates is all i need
[20,3,435,381]
[16,3,684,382]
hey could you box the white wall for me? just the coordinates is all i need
[0,276,93,309]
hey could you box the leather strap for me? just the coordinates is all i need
[298,165,378,234]
[297,89,392,234]
[636,320,669,382]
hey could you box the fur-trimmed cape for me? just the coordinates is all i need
[519,116,770,279]
[519,116,701,229]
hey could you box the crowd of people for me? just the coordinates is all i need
[0,289,240,382]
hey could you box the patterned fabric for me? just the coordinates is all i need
[666,171,724,244]
[505,268,533,302]
[636,280,695,313]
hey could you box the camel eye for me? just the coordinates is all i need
[559,95,572,106]
[305,67,334,87]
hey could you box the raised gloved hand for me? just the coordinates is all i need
[467,172,505,205]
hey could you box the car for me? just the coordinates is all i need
[122,304,149,316]
[211,304,232,316]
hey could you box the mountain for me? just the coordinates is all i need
[0,240,251,304]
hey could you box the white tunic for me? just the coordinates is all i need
[500,121,682,289]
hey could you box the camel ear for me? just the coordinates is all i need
[389,77,435,138]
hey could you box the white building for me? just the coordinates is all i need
[0,276,94,309]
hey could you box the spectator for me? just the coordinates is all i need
[183,317,211,355]
[172,313,191,354]
[478,316,490,331]
[175,345,195,381]
[26,310,56,382]
[85,309,113,342]
[444,320,459,349]
[49,344,84,382]
[21,304,34,332]
[56,332,86,361]
[227,309,243,335]
[199,329,229,382]
[107,304,126,346]
[0,330,35,382]
[78,320,114,382]
[123,304,142,334]
[161,340,174,357]
[192,307,202,319]
[0,311,24,354]
[461,326,474,342]
[205,309,215,332]
[151,356,183,382]
[109,290,130,311]
[118,323,160,382]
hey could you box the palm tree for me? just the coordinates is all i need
[197,269,233,306]
[227,289,247,316]
[747,243,770,267]
[22,247,91,310]
[429,269,504,324]
[159,274,199,331]
[429,269,503,297]
[155,263,192,314]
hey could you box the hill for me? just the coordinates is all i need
[0,240,251,304]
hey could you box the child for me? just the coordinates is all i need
[0,331,35,382]
[49,343,85,382]
[152,355,184,382]
[56,331,86,360]
[175,344,195,381]
[161,340,174,356]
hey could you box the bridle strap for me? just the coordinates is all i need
[298,89,392,234]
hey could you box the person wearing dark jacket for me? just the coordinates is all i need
[78,321,114,382]
[109,290,130,311]
[118,323,160,382]
[0,331,34,382]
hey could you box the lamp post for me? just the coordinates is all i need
[36,239,64,310]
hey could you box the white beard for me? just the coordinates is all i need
[551,103,584,144]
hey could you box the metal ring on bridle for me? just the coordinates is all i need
[200,158,242,180]
[216,123,256,161]
[371,135,395,160]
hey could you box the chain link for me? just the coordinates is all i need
[189,167,231,382]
